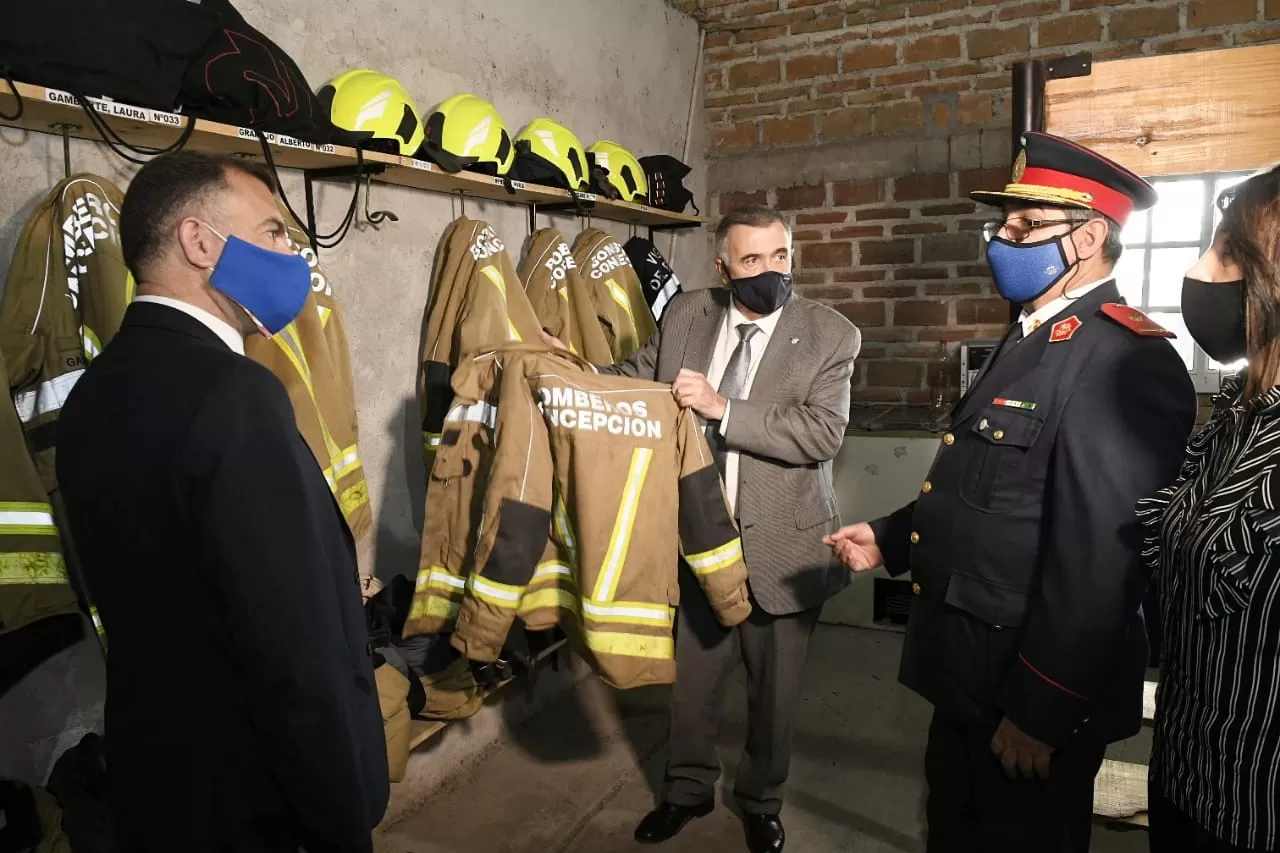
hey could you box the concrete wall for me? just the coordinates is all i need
[0,0,708,788]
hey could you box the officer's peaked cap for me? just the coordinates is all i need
[969,131,1158,226]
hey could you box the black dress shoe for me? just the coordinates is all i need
[633,801,714,844]
[743,812,785,853]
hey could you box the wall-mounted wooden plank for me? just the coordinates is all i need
[0,82,704,230]
[1046,44,1280,179]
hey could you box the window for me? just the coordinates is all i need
[1115,172,1253,393]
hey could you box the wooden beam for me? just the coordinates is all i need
[1045,44,1280,178]
[0,82,704,230]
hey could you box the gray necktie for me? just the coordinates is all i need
[707,322,760,477]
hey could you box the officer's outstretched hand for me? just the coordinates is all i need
[824,523,882,573]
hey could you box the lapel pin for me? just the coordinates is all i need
[790,337,800,344]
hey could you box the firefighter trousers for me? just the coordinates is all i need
[661,564,820,816]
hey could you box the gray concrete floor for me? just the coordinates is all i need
[375,625,1153,853]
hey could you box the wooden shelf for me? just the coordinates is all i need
[407,638,569,752]
[0,81,705,231]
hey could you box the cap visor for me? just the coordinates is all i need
[969,189,1094,211]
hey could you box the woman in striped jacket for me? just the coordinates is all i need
[1139,163,1280,853]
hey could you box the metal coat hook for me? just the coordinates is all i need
[52,123,76,179]
[457,190,467,217]
[363,174,398,227]
[528,202,538,235]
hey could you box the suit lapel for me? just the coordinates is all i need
[681,289,726,374]
[747,296,803,402]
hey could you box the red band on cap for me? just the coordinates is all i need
[1020,166,1134,225]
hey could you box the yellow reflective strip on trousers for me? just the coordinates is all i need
[333,443,362,479]
[685,538,743,576]
[0,502,58,537]
[408,593,460,624]
[424,432,442,455]
[338,480,369,517]
[580,598,673,628]
[0,551,69,584]
[591,447,653,602]
[582,628,674,660]
[518,587,577,616]
[468,574,524,609]
[419,566,467,595]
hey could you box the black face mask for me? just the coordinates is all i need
[1181,277,1247,364]
[728,270,793,315]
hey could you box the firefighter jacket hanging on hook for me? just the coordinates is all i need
[418,216,545,483]
[405,343,753,690]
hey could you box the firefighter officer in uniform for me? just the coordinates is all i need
[826,131,1198,852]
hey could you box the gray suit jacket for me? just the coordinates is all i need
[608,287,861,615]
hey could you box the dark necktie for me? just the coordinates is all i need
[707,322,760,478]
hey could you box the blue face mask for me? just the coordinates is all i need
[201,223,311,335]
[985,231,1080,305]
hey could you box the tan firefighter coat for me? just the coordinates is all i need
[571,228,657,362]
[402,348,566,640]
[441,344,753,690]
[0,345,78,635]
[518,228,612,364]
[1,175,133,493]
[244,209,373,552]
[0,175,133,637]
[418,216,544,480]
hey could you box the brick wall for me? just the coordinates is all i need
[671,0,1280,404]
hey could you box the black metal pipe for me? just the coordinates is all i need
[1005,60,1048,322]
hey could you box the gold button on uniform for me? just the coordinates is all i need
[993,429,1005,440]
[912,582,922,596]
[943,433,955,446]
[910,531,920,544]
[921,481,932,493]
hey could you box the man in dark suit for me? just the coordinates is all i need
[546,205,861,853]
[55,151,388,853]
[827,132,1198,852]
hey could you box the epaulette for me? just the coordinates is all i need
[1100,303,1175,338]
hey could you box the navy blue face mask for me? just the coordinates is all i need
[985,228,1082,304]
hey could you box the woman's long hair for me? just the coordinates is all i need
[1220,164,1280,399]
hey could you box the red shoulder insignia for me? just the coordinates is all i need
[1101,303,1175,338]
[1049,315,1082,343]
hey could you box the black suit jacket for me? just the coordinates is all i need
[55,302,388,853]
[872,282,1196,748]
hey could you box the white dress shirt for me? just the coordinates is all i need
[1017,276,1111,339]
[705,300,784,515]
[133,295,245,355]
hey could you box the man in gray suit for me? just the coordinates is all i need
[545,205,860,852]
